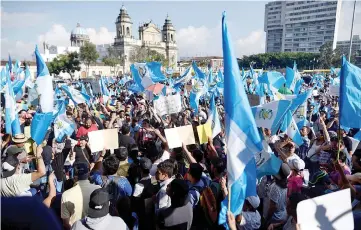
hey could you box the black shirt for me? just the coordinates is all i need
[118,134,136,152]
[73,145,93,165]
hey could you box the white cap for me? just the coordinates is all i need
[246,196,260,209]
[289,158,305,171]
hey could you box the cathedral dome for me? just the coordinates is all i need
[71,23,88,37]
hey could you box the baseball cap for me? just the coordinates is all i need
[309,170,330,186]
[140,157,152,170]
[88,188,110,218]
[274,163,291,181]
[289,158,305,172]
[6,146,24,156]
[2,155,19,178]
[79,135,89,142]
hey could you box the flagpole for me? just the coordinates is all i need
[348,0,357,62]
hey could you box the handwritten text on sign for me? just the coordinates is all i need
[154,94,182,116]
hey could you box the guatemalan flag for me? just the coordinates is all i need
[4,66,21,135]
[218,12,263,228]
[252,100,291,135]
[54,100,76,142]
[61,85,90,105]
[280,111,304,147]
[339,56,361,129]
[31,45,54,145]
[207,93,222,138]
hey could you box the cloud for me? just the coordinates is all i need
[337,1,361,41]
[235,30,265,57]
[176,24,265,58]
[0,7,48,28]
[2,24,117,60]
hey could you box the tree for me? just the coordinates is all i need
[102,46,125,75]
[318,41,342,68]
[79,42,99,77]
[48,52,81,79]
[129,46,167,66]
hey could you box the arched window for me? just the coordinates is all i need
[122,25,125,35]
[126,27,130,36]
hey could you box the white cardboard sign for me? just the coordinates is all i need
[297,189,354,230]
[164,125,195,148]
[154,94,182,116]
[88,129,119,152]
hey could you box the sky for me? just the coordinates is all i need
[1,0,360,60]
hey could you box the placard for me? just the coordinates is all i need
[197,122,212,144]
[154,94,182,116]
[297,189,353,230]
[164,125,195,148]
[88,129,119,152]
[329,85,339,96]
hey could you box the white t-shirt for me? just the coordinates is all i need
[1,173,32,197]
[150,150,170,177]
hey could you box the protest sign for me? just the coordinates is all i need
[154,94,182,116]
[88,129,118,152]
[164,125,195,148]
[329,85,339,96]
[197,122,212,144]
[297,189,353,230]
[247,94,260,107]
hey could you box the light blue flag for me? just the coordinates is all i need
[293,78,304,95]
[24,66,34,88]
[61,85,90,105]
[280,111,304,146]
[86,83,94,97]
[353,130,361,141]
[258,71,286,90]
[207,93,222,138]
[189,79,206,114]
[31,45,54,145]
[218,12,263,228]
[80,83,88,95]
[100,76,110,96]
[54,101,76,142]
[5,68,21,135]
[339,56,361,129]
[192,61,206,80]
[285,66,295,89]
[107,76,115,84]
[252,100,292,135]
[174,66,192,85]
[12,78,26,95]
[131,63,153,91]
[147,62,167,83]
[218,69,224,83]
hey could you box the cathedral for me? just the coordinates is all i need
[113,5,178,72]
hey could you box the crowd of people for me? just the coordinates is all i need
[1,65,361,230]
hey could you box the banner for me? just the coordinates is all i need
[88,129,119,152]
[154,93,182,116]
[164,125,195,148]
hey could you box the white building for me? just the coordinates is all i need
[264,1,341,53]
[113,5,178,73]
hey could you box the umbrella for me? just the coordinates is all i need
[146,83,164,95]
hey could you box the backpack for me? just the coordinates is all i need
[190,178,218,228]
[101,175,122,216]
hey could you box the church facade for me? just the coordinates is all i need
[113,5,178,73]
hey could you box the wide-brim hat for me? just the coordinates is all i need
[11,134,28,144]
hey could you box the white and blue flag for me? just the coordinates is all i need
[54,101,76,142]
[252,100,291,134]
[280,111,304,147]
[61,85,90,105]
[31,45,54,145]
[4,68,21,135]
[218,12,262,227]
[207,94,222,138]
[339,56,361,129]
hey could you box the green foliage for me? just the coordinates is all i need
[238,52,321,70]
[318,41,342,68]
[129,46,168,66]
[48,52,81,79]
[79,42,99,73]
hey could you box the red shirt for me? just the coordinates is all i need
[76,124,98,139]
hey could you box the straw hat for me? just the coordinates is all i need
[11,133,29,144]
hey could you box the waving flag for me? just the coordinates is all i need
[339,57,361,128]
[147,62,167,82]
[280,111,304,147]
[31,45,54,145]
[54,101,76,142]
[61,85,90,105]
[207,94,222,138]
[252,100,291,134]
[218,12,262,227]
[189,79,206,114]
[131,63,153,91]
[258,71,286,90]
[192,61,206,80]
[4,68,21,135]
[174,66,192,85]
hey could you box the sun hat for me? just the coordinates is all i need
[11,134,28,144]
